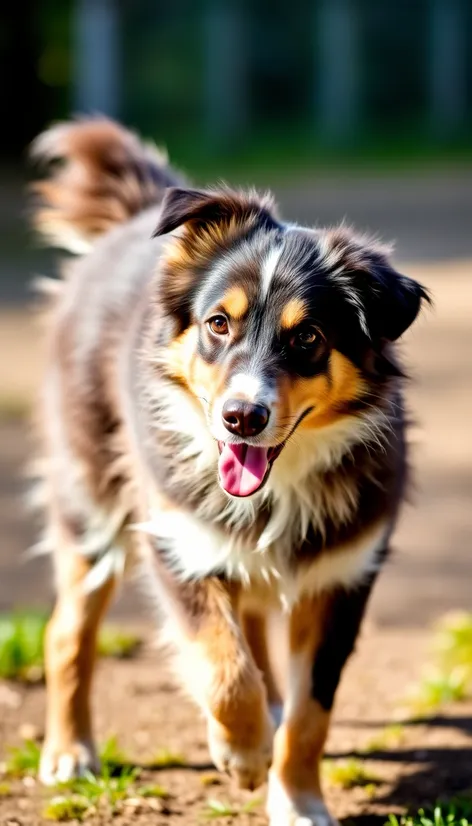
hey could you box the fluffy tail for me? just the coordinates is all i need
[30,117,183,254]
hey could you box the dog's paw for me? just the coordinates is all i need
[207,714,274,791]
[39,740,99,785]
[267,771,338,826]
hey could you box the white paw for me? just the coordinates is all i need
[39,740,99,785]
[207,713,274,790]
[267,770,338,826]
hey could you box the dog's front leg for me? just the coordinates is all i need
[267,579,375,826]
[161,574,274,790]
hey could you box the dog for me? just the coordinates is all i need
[29,118,428,825]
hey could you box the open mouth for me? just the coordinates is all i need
[217,441,284,497]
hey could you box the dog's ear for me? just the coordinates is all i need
[154,187,280,332]
[323,228,430,343]
[365,263,430,342]
[153,188,214,236]
[153,186,279,238]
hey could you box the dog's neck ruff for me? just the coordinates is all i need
[134,372,394,596]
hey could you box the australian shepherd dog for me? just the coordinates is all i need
[30,118,428,825]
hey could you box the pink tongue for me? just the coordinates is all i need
[218,442,269,497]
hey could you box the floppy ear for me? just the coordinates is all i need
[153,188,214,236]
[322,227,429,344]
[366,263,430,342]
[153,186,280,332]
[153,186,279,238]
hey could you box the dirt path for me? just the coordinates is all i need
[2,628,472,825]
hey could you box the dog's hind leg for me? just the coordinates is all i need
[39,518,117,785]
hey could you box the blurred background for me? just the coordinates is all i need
[0,0,471,624]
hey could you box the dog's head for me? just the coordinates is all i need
[153,186,429,498]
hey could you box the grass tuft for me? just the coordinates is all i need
[434,613,472,675]
[96,628,141,659]
[4,735,173,819]
[59,765,140,813]
[200,772,222,787]
[0,613,46,682]
[147,748,186,768]
[324,758,381,790]
[407,667,469,713]
[136,783,169,798]
[386,797,472,826]
[203,796,262,819]
[406,612,472,713]
[0,612,142,682]
[5,740,41,777]
[364,724,406,752]
[99,736,132,771]
[43,795,91,822]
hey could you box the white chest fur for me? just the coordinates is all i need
[140,505,389,609]
[139,380,393,606]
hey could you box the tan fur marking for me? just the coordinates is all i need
[195,583,268,749]
[163,325,198,387]
[168,579,272,789]
[289,594,326,652]
[165,212,262,276]
[164,324,229,410]
[221,286,249,320]
[272,700,330,794]
[280,298,307,329]
[278,348,365,432]
[43,542,115,764]
[241,610,282,706]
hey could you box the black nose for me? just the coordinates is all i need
[222,399,270,438]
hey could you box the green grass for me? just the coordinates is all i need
[5,740,41,777]
[203,796,262,819]
[407,668,469,713]
[0,613,46,682]
[434,613,472,675]
[60,765,140,812]
[135,783,169,798]
[386,797,472,826]
[4,736,173,820]
[99,736,132,771]
[96,628,141,660]
[200,772,222,787]
[147,748,186,768]
[43,765,171,820]
[43,795,90,822]
[0,612,142,682]
[323,758,381,790]
[5,737,129,780]
[405,612,472,714]
[364,724,406,752]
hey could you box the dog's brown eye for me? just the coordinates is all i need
[208,315,229,336]
[291,324,323,349]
